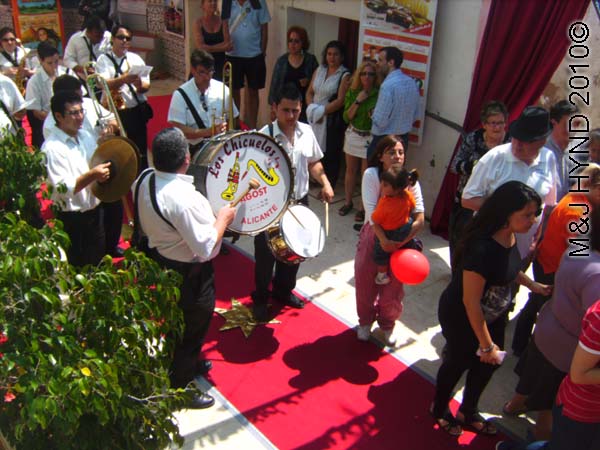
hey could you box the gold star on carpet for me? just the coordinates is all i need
[215,299,280,338]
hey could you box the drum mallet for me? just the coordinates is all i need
[230,178,260,207]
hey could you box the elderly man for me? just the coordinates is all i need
[63,15,111,82]
[133,128,236,409]
[41,90,111,267]
[462,106,557,259]
[168,49,239,155]
[367,46,420,159]
[252,83,333,322]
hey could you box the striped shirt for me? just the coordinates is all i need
[556,300,600,423]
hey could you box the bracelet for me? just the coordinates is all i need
[479,343,495,353]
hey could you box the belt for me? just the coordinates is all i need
[349,125,371,137]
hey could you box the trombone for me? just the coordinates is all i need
[86,73,128,140]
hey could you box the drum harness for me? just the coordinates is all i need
[176,88,207,155]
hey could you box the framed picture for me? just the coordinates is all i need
[11,0,65,52]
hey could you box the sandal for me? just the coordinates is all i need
[429,403,463,437]
[338,202,353,216]
[456,411,497,435]
[502,401,528,417]
[355,210,365,222]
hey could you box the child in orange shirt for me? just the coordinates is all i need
[372,167,418,285]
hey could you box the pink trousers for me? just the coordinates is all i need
[354,223,404,331]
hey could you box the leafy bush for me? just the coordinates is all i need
[0,131,192,448]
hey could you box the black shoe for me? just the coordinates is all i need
[274,292,305,309]
[219,245,230,255]
[353,223,363,232]
[253,303,270,322]
[196,359,212,375]
[110,247,125,257]
[187,392,215,409]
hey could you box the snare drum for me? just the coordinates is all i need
[187,131,293,235]
[265,204,325,264]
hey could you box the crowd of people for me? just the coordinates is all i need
[1,1,599,447]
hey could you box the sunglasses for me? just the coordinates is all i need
[65,108,85,117]
[360,72,376,77]
[115,35,132,41]
[1,37,15,42]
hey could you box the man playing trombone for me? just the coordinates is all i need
[96,24,151,169]
[168,49,239,155]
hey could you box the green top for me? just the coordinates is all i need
[343,87,379,131]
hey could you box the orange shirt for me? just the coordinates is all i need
[371,190,416,231]
[537,193,591,274]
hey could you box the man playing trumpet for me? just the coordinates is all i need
[96,24,151,168]
[168,49,239,155]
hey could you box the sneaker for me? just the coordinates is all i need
[357,324,371,341]
[375,272,391,285]
[382,329,397,346]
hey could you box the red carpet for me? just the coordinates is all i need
[147,94,172,145]
[206,247,503,449]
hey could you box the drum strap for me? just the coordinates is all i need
[177,88,206,130]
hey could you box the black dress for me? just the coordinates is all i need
[202,24,225,82]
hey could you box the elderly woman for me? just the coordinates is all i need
[268,26,318,123]
[354,135,425,346]
[512,163,600,355]
[432,181,549,437]
[338,60,379,223]
[306,40,350,189]
[504,168,600,441]
[193,0,231,81]
[448,100,509,261]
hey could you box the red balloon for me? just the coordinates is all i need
[390,249,430,285]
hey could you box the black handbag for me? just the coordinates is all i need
[326,70,350,133]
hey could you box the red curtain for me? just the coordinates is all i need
[338,18,359,72]
[430,0,590,238]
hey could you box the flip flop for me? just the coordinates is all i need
[502,401,528,417]
[456,411,497,435]
[429,403,463,437]
[338,202,353,216]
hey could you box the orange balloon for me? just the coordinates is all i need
[390,249,429,285]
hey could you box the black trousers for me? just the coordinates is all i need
[118,104,149,171]
[323,123,345,189]
[26,110,45,149]
[149,250,215,389]
[57,207,105,267]
[432,298,505,418]
[102,200,123,254]
[252,196,308,305]
[511,260,554,354]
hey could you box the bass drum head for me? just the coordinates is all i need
[188,131,293,235]
[281,204,325,258]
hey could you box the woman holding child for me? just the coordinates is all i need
[354,135,425,346]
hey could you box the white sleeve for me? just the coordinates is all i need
[362,168,381,224]
[409,181,425,214]
[63,36,79,69]
[167,89,188,125]
[461,151,493,200]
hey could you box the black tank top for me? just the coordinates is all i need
[202,24,225,81]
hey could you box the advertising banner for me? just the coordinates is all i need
[11,0,65,53]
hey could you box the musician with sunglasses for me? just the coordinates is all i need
[0,27,36,82]
[167,49,239,155]
[96,24,151,169]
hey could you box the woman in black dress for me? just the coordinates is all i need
[431,181,551,436]
[268,26,318,122]
[194,0,231,81]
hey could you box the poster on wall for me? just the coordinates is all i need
[358,0,438,145]
[164,0,184,36]
[11,0,65,53]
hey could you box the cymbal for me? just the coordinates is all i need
[90,136,139,202]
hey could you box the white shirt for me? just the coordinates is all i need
[462,141,558,257]
[133,170,220,263]
[362,166,425,225]
[0,46,38,79]
[96,51,149,108]
[260,120,323,200]
[43,96,114,140]
[168,77,239,145]
[63,30,112,70]
[41,127,100,212]
[0,73,26,134]
[25,66,68,112]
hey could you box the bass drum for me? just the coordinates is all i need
[187,131,294,235]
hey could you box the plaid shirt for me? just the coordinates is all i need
[371,69,419,136]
